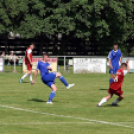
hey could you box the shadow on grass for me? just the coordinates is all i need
[28,98,59,103]
[28,98,68,103]
[103,104,119,107]
[28,98,46,102]
[99,89,108,90]
[22,81,31,83]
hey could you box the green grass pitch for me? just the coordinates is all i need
[0,72,134,134]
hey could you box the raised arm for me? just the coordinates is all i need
[126,59,130,73]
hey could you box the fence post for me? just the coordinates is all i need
[13,56,16,72]
[64,56,66,71]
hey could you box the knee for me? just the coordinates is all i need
[106,95,112,100]
[56,72,61,77]
[28,71,32,74]
[121,95,124,99]
[53,88,57,92]
[51,85,57,92]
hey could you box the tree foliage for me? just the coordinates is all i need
[0,0,134,55]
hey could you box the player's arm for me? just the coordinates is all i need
[113,74,118,82]
[108,52,113,69]
[26,49,32,65]
[109,58,113,69]
[31,70,38,85]
[27,53,32,65]
[120,50,122,64]
[47,65,52,71]
[122,59,130,76]
[120,57,122,64]
[126,59,130,73]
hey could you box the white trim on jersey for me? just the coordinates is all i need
[123,70,127,76]
[113,49,118,52]
[27,49,32,54]
[108,52,111,59]
[48,64,51,68]
[36,62,40,70]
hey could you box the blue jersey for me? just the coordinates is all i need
[108,50,122,67]
[36,61,51,77]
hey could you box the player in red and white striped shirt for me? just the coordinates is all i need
[19,42,35,83]
[97,59,129,107]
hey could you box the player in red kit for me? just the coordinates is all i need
[97,59,129,107]
[19,42,35,83]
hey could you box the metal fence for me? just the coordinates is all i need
[2,55,108,73]
[3,56,22,72]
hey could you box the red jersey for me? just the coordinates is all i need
[110,69,127,90]
[25,47,32,64]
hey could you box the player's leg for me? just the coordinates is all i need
[112,95,124,106]
[56,72,69,87]
[97,93,113,107]
[46,84,57,104]
[19,70,32,83]
[19,64,32,83]
[28,72,32,82]
[56,72,75,89]
[112,90,124,106]
[27,64,33,82]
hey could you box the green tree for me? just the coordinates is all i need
[0,0,134,55]
[74,0,134,54]
[0,0,28,53]
[18,0,77,54]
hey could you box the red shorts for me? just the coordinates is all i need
[26,64,32,71]
[108,88,123,96]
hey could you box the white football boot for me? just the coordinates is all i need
[66,83,75,89]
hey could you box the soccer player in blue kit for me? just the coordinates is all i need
[31,53,75,104]
[108,43,122,83]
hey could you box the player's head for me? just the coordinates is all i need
[2,51,5,54]
[120,63,127,70]
[43,53,49,62]
[113,43,118,51]
[30,42,35,50]
[10,51,14,55]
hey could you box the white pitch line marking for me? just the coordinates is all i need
[0,122,93,126]
[0,105,134,129]
[0,90,36,92]
[118,122,134,124]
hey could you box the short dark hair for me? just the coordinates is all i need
[43,53,49,57]
[30,42,36,46]
[113,43,118,46]
[121,63,127,68]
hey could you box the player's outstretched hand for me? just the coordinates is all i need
[47,66,52,71]
[126,59,129,64]
[47,66,51,69]
[31,80,35,85]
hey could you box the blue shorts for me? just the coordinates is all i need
[109,66,120,74]
[42,72,57,87]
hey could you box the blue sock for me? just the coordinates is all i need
[48,91,56,102]
[59,76,69,87]
[109,78,113,84]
